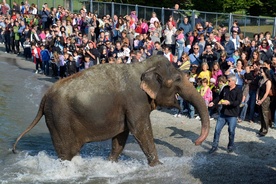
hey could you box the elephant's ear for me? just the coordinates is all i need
[140,67,162,99]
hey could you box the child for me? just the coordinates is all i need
[39,30,46,40]
[67,54,77,76]
[83,54,93,69]
[133,35,140,50]
[23,38,32,60]
[211,61,223,86]
[73,51,82,72]
[195,78,213,120]
[40,45,51,76]
[31,44,42,74]
[122,44,130,63]
[59,52,67,78]
[175,28,185,59]
[233,49,240,65]
[198,62,211,85]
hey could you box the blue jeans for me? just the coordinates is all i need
[188,103,195,118]
[176,43,184,60]
[212,114,237,148]
[43,60,50,75]
[248,90,257,121]
[239,95,249,120]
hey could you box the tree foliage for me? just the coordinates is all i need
[103,0,275,16]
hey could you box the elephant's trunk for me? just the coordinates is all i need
[178,75,210,145]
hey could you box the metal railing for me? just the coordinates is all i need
[8,0,276,37]
[87,1,276,38]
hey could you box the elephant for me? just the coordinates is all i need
[13,55,210,166]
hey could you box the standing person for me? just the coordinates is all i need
[31,44,42,74]
[175,28,185,59]
[163,21,176,55]
[200,43,218,69]
[208,74,242,154]
[13,21,20,54]
[221,33,235,57]
[211,61,223,87]
[195,78,213,120]
[247,64,261,124]
[40,4,50,29]
[172,3,180,27]
[40,45,51,76]
[178,16,192,39]
[189,43,202,66]
[67,54,77,76]
[256,67,272,136]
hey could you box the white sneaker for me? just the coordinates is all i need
[210,117,214,121]
[177,114,182,118]
[35,70,38,74]
[173,114,178,117]
[195,116,200,120]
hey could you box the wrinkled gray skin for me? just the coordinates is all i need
[13,55,210,166]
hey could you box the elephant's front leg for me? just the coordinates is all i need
[129,116,162,167]
[108,130,129,162]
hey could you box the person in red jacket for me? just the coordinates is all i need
[31,44,43,74]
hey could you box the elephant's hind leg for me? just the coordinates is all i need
[49,126,83,161]
[108,130,129,162]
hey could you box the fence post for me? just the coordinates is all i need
[161,7,164,26]
[135,4,138,15]
[111,2,114,18]
[90,0,93,13]
[191,10,195,30]
[70,0,73,12]
[228,13,232,33]
[273,17,276,37]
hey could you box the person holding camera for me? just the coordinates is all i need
[225,58,245,89]
[200,43,218,69]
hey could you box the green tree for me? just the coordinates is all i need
[222,0,262,13]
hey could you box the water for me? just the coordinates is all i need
[0,60,205,184]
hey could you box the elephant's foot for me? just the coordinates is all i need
[108,155,119,163]
[149,159,163,167]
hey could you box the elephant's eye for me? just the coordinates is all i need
[175,76,181,82]
[156,74,163,84]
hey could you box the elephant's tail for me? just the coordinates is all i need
[12,95,46,154]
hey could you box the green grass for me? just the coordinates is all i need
[240,25,274,38]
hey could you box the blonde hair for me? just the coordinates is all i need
[201,62,209,70]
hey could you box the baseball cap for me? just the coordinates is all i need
[226,57,235,64]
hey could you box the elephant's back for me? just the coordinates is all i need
[45,63,142,103]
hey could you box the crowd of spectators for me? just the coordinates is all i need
[1,1,276,132]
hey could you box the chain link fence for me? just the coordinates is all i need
[88,1,276,37]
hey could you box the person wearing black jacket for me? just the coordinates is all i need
[208,74,242,154]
